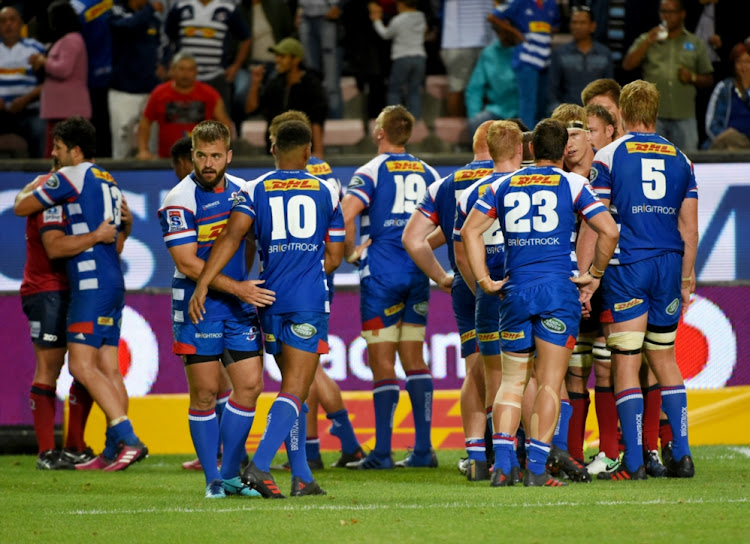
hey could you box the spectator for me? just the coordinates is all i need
[164,0,251,109]
[231,0,295,124]
[704,41,750,150]
[438,0,494,117]
[245,37,327,157]
[297,0,343,119]
[29,0,90,157]
[585,102,617,151]
[547,5,613,114]
[0,6,45,157]
[71,0,114,158]
[464,30,519,138]
[136,52,232,159]
[622,0,713,151]
[369,0,427,120]
[488,0,560,129]
[108,0,164,159]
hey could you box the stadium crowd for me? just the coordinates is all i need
[11,0,716,497]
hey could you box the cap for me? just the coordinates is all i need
[269,38,305,60]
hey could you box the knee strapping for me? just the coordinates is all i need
[399,325,426,342]
[495,353,533,409]
[606,331,645,355]
[361,324,401,344]
[569,333,594,370]
[592,341,611,362]
[644,324,678,351]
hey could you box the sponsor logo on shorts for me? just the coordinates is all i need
[501,330,525,341]
[246,326,259,342]
[413,301,429,316]
[264,333,276,342]
[29,321,40,338]
[460,329,476,343]
[510,174,560,187]
[385,160,425,173]
[97,316,114,326]
[625,142,676,156]
[195,332,223,339]
[478,331,499,342]
[384,302,405,316]
[42,333,57,342]
[666,298,680,315]
[74,333,86,341]
[291,323,317,339]
[614,298,644,312]
[44,174,60,189]
[264,178,320,191]
[542,318,567,334]
[454,168,492,181]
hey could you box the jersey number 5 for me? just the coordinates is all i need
[269,195,316,240]
[641,158,666,200]
[504,190,559,233]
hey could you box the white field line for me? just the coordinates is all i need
[730,447,750,458]
[66,497,749,516]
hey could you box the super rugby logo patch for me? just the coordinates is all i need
[542,317,567,334]
[168,210,187,232]
[45,174,60,189]
[589,167,598,183]
[413,301,429,317]
[291,323,317,339]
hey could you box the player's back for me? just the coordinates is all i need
[159,173,251,321]
[348,152,439,277]
[483,165,603,290]
[37,163,124,292]
[592,133,697,264]
[241,169,344,315]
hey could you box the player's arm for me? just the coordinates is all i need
[402,212,452,293]
[41,220,118,259]
[461,208,506,296]
[117,195,133,255]
[678,197,699,303]
[341,193,369,265]
[571,208,618,304]
[244,229,257,271]
[324,241,344,275]
[453,239,476,295]
[575,195,610,271]
[426,226,445,249]
[13,177,47,216]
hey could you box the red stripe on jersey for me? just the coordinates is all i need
[69,322,94,334]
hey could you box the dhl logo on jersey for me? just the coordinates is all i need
[185,26,217,38]
[509,174,560,187]
[84,0,113,22]
[501,331,525,341]
[529,21,551,33]
[460,330,477,343]
[197,220,227,243]
[0,67,27,75]
[478,332,500,342]
[478,183,492,197]
[614,298,644,311]
[264,178,320,191]
[385,302,405,316]
[386,160,425,173]
[625,142,676,156]
[307,163,332,176]
[454,168,493,181]
[91,168,115,183]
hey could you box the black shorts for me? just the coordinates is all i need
[22,291,69,348]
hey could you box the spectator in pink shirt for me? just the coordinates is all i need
[29,0,90,157]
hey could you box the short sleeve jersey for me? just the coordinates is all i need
[158,173,253,323]
[20,206,68,297]
[455,171,514,277]
[475,165,605,290]
[590,133,698,265]
[417,159,494,272]
[492,0,560,70]
[347,152,440,278]
[32,163,125,293]
[233,170,345,315]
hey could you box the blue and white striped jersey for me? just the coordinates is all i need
[492,0,560,70]
[0,38,44,107]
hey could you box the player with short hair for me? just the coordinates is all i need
[342,105,441,469]
[190,119,345,498]
[461,118,618,486]
[402,120,495,480]
[584,103,617,152]
[266,111,365,470]
[581,78,622,137]
[453,120,524,483]
[579,80,698,480]
[159,121,272,498]
[14,116,146,472]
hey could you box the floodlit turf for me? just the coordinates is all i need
[1,446,749,543]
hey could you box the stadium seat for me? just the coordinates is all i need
[323,119,366,146]
[240,120,268,148]
[434,117,469,145]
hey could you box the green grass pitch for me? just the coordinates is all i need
[1,446,749,543]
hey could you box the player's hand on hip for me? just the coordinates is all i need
[437,273,453,294]
[478,275,508,298]
[237,279,276,307]
[188,287,209,324]
[345,238,371,266]
[570,272,600,304]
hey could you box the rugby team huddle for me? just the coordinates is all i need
[16,75,697,498]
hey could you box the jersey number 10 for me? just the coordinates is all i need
[269,195,316,240]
